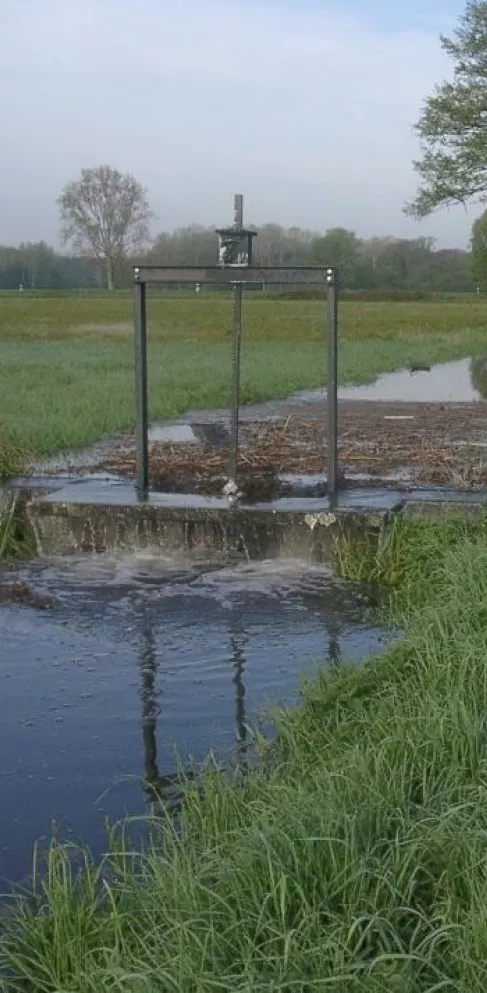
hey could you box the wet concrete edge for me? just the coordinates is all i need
[6,473,487,561]
[25,496,396,561]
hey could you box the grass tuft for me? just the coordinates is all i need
[0,494,34,560]
[0,434,29,482]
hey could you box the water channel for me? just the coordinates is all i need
[0,552,387,886]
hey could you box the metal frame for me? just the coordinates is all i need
[133,217,339,501]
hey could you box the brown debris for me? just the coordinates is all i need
[95,400,487,495]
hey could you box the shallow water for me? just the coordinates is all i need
[0,553,387,885]
[33,357,487,479]
[296,357,487,404]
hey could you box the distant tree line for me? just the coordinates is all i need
[148,225,476,293]
[0,163,482,293]
[0,241,102,290]
[0,227,477,292]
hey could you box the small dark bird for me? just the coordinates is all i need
[409,363,431,374]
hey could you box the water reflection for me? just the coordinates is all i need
[137,607,251,805]
[470,356,487,400]
[1,557,389,883]
[229,615,248,765]
[328,626,342,669]
[135,579,356,806]
[138,618,159,787]
[137,618,189,809]
[300,357,487,404]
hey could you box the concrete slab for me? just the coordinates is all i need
[7,472,487,561]
[21,476,404,560]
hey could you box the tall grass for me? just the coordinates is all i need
[3,518,487,990]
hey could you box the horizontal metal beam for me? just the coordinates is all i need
[133,265,333,286]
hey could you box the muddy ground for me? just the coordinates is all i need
[93,400,487,496]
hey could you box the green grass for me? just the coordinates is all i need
[0,434,28,481]
[0,494,18,559]
[0,437,31,559]
[2,293,487,342]
[1,293,487,455]
[3,517,487,990]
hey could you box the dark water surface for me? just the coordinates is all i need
[0,554,387,885]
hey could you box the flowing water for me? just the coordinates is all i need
[0,553,388,885]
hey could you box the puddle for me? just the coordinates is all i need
[148,422,231,447]
[34,423,232,475]
[0,554,388,885]
[295,357,487,404]
[278,469,413,490]
[148,424,199,444]
[336,358,487,403]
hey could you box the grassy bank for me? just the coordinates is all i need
[2,516,487,990]
[1,292,487,455]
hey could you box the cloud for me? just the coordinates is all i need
[0,0,475,247]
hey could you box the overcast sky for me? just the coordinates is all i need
[0,0,477,249]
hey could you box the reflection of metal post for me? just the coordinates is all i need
[229,615,248,765]
[232,638,247,759]
[137,621,185,810]
[326,592,342,667]
[138,621,159,785]
[326,269,338,500]
[134,276,149,495]
[329,636,341,667]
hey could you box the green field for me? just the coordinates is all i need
[4,516,487,990]
[1,293,487,456]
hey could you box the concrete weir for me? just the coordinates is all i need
[18,475,487,561]
[21,477,406,560]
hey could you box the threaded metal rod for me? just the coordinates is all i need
[326,275,338,499]
[229,282,242,485]
[134,280,149,494]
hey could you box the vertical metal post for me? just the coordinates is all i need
[326,269,338,499]
[134,278,149,494]
[229,283,242,485]
[229,193,244,488]
[234,193,243,228]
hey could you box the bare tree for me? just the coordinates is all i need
[58,165,153,290]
